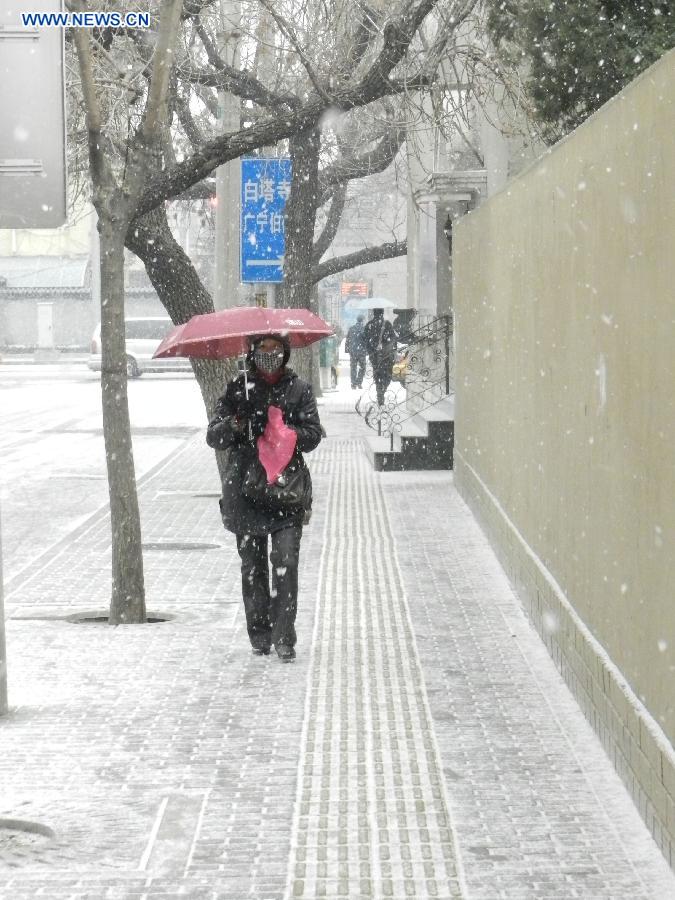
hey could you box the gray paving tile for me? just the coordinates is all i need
[0,399,673,899]
[377,467,675,899]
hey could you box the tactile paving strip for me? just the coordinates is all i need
[285,440,465,900]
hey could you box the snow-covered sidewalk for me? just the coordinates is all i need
[0,385,673,898]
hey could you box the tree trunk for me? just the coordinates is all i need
[192,357,231,486]
[99,216,147,625]
[277,126,321,382]
[126,207,235,485]
[278,127,321,309]
[71,0,191,627]
[128,207,215,320]
[127,207,236,412]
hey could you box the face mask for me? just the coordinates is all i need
[253,348,284,373]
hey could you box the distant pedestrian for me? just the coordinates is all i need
[206,334,323,662]
[319,334,339,389]
[345,314,367,389]
[329,323,342,386]
[363,308,398,405]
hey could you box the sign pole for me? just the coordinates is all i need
[0,0,69,713]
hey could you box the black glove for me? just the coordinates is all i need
[249,408,268,439]
[228,415,247,436]
[207,415,244,449]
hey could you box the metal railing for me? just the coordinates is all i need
[355,313,453,449]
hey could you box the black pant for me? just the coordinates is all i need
[371,355,394,405]
[236,525,302,649]
[349,353,366,388]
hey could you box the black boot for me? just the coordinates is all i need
[276,644,296,663]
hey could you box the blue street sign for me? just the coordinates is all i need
[240,158,292,283]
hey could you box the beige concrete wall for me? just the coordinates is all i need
[453,50,675,866]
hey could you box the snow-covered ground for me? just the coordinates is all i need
[0,363,207,581]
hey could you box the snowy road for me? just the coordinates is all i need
[0,362,208,583]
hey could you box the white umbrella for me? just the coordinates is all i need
[345,297,397,310]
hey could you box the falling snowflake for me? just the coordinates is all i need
[542,612,559,634]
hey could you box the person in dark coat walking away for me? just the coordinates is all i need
[206,335,323,662]
[345,314,367,389]
[363,308,398,405]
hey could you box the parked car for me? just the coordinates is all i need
[88,317,192,377]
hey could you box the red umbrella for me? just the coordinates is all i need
[153,306,333,360]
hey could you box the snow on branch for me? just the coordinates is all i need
[311,240,408,284]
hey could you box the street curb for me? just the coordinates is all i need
[0,355,89,365]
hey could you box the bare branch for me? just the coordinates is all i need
[133,98,318,216]
[193,82,220,117]
[312,184,348,263]
[312,240,407,283]
[173,83,204,149]
[176,156,401,207]
[319,127,405,198]
[182,61,298,108]
[126,206,215,321]
[386,73,434,93]
[358,0,439,94]
[181,0,219,19]
[255,0,334,103]
[193,22,300,108]
[175,179,215,200]
[133,0,442,218]
[163,70,180,166]
[140,0,185,144]
[335,5,380,81]
[68,2,111,193]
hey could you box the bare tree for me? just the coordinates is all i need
[65,0,484,624]
[70,0,184,624]
[122,0,446,377]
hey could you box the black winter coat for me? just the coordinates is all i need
[345,323,366,356]
[206,369,323,536]
[363,317,397,359]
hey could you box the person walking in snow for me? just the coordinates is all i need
[206,334,323,662]
[345,314,367,389]
[363,308,398,405]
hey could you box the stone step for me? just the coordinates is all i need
[365,435,406,472]
[365,393,455,472]
[399,417,427,439]
[415,394,455,422]
[366,429,454,472]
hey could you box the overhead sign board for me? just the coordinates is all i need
[341,281,369,296]
[240,158,291,283]
[0,0,67,228]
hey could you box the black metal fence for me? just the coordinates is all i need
[355,313,453,447]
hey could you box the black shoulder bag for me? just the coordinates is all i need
[240,379,312,512]
[242,451,311,511]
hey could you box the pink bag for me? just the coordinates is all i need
[256,406,298,485]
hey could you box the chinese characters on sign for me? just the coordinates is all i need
[340,281,369,297]
[240,158,292,283]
